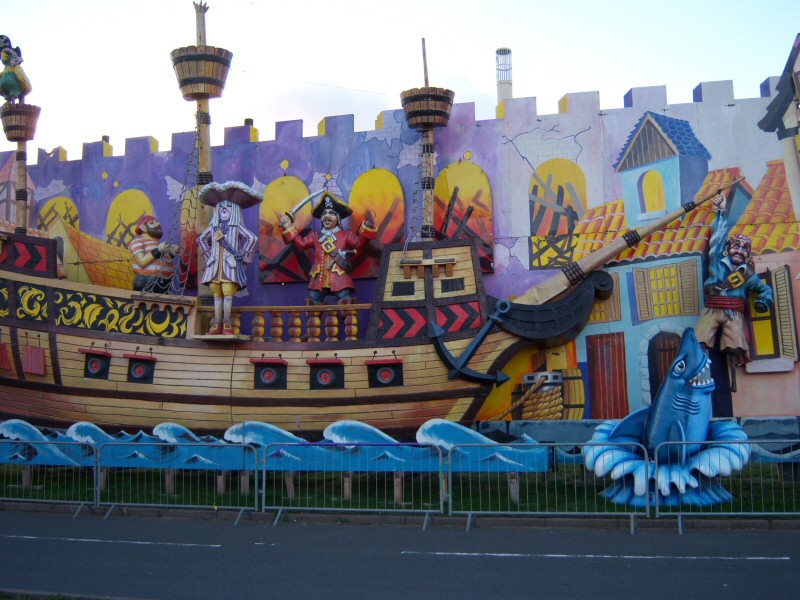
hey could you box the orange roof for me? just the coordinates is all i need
[63,222,135,289]
[572,199,627,258]
[0,219,51,238]
[732,160,799,254]
[571,168,763,264]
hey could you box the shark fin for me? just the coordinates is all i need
[669,420,688,465]
[609,407,650,441]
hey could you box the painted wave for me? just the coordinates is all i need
[418,419,551,473]
[0,419,84,466]
[1,417,781,479]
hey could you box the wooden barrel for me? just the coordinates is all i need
[0,104,40,142]
[170,45,233,100]
[561,368,586,420]
[400,87,454,129]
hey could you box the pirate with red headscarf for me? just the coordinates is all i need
[695,194,773,365]
[129,215,180,294]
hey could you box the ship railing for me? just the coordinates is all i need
[654,439,800,532]
[262,443,444,530]
[201,303,372,342]
[94,442,259,521]
[448,442,649,532]
[0,440,95,513]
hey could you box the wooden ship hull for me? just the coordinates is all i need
[0,236,530,436]
[0,331,508,435]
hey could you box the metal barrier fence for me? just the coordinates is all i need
[0,440,95,509]
[262,443,443,528]
[3,438,800,530]
[448,443,649,531]
[96,443,259,519]
[655,439,800,530]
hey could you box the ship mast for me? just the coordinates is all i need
[400,40,454,240]
[0,87,40,233]
[170,2,232,329]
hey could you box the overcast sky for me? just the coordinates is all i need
[2,0,798,163]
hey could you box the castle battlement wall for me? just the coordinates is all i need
[0,74,787,309]
[3,77,779,167]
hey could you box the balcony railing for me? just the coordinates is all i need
[200,303,372,342]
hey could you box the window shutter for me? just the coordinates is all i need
[633,268,652,321]
[22,346,46,375]
[677,259,699,315]
[771,265,798,361]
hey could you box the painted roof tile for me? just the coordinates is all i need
[613,111,712,170]
[733,160,799,254]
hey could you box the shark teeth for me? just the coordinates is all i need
[689,358,714,387]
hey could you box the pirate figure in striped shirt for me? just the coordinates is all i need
[129,215,181,294]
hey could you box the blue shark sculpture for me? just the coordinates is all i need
[583,328,751,507]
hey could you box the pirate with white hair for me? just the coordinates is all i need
[197,181,262,335]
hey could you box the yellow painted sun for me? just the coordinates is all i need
[106,189,154,248]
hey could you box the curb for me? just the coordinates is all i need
[3,500,800,531]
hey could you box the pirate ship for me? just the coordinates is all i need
[0,6,739,436]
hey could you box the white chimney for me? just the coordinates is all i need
[496,48,512,105]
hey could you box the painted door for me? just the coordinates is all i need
[586,332,629,419]
[647,332,681,398]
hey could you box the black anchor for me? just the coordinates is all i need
[431,299,511,385]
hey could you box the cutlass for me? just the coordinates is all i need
[283,190,325,224]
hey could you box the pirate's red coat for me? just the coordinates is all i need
[282,223,377,293]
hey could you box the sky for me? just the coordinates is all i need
[2,0,798,163]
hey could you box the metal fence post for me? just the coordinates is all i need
[93,451,100,509]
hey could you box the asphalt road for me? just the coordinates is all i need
[0,509,798,600]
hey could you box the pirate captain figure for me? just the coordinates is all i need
[197,181,263,335]
[279,191,377,304]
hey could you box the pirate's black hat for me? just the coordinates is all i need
[312,191,352,219]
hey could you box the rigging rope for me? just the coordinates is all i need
[140,119,201,298]
[402,138,428,257]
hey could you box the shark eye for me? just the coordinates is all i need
[673,360,686,374]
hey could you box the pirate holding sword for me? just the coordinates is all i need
[694,191,774,414]
[280,190,377,304]
[695,192,773,365]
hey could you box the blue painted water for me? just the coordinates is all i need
[0,417,551,473]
